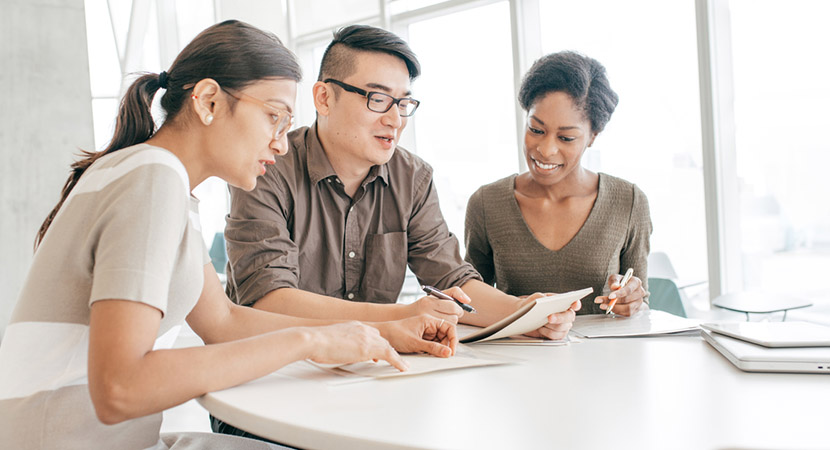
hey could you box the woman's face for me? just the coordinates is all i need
[523,91,596,187]
[212,78,297,191]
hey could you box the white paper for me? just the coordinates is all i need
[459,287,593,343]
[309,345,517,380]
[570,309,700,338]
[475,335,573,346]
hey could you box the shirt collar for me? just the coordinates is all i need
[306,122,390,187]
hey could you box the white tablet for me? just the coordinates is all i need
[701,321,830,348]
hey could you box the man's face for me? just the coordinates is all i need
[320,51,412,170]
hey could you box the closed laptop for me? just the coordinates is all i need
[702,329,830,374]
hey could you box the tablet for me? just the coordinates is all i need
[701,321,830,348]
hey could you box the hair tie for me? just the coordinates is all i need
[158,71,169,89]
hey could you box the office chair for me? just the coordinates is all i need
[647,251,679,280]
[647,277,687,318]
[209,232,228,275]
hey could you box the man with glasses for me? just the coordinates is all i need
[222,25,578,343]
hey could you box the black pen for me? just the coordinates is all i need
[421,285,477,314]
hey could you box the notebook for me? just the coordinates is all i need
[570,309,700,338]
[701,329,830,374]
[701,321,830,347]
[459,287,592,343]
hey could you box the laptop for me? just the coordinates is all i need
[701,321,830,347]
[702,329,830,374]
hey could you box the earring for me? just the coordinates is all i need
[191,94,198,100]
[204,114,214,125]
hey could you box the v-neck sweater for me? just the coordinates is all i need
[464,172,652,314]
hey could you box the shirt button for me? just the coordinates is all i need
[347,293,355,299]
[348,251,355,258]
[349,206,354,212]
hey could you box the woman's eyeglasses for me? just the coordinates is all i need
[221,86,294,139]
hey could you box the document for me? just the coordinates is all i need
[570,309,700,338]
[456,323,574,346]
[309,345,517,382]
[459,287,593,343]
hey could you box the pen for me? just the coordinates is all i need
[606,268,634,315]
[421,285,477,314]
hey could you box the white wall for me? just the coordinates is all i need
[0,0,94,337]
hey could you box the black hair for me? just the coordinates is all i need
[318,24,420,82]
[518,51,618,133]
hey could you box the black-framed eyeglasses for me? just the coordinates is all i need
[324,78,420,117]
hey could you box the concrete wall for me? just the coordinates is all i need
[0,0,93,337]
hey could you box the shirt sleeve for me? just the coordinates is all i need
[464,187,496,285]
[89,163,189,316]
[406,166,482,290]
[620,184,653,297]
[224,172,299,306]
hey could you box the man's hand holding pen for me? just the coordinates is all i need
[405,285,474,324]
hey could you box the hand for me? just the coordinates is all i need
[595,274,646,316]
[374,314,458,357]
[405,286,471,324]
[306,322,408,371]
[521,293,581,340]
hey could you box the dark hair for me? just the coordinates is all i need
[318,25,420,82]
[35,20,301,248]
[518,51,618,134]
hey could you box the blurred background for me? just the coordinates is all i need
[3,0,830,341]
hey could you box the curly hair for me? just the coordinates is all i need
[518,51,618,133]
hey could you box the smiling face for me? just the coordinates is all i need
[211,78,297,191]
[524,91,596,187]
[316,51,412,172]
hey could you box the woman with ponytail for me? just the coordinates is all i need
[0,20,456,450]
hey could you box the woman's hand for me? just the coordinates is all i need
[594,274,646,316]
[373,314,458,357]
[520,293,581,340]
[306,322,408,371]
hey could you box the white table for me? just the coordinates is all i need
[199,335,829,450]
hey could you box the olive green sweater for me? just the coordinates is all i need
[464,173,652,315]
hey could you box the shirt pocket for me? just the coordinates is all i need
[361,231,407,303]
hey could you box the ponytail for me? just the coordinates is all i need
[34,73,165,248]
[35,20,301,249]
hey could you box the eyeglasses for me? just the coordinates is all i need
[221,86,294,140]
[324,78,420,117]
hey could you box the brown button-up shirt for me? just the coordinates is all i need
[225,124,481,306]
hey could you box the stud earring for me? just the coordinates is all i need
[191,94,198,100]
[205,114,214,125]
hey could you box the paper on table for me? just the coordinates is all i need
[475,335,574,346]
[570,309,700,338]
[459,287,592,343]
[310,345,517,380]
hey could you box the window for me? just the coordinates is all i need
[728,0,830,300]
[404,1,519,241]
[84,0,220,247]
[80,0,830,311]
[538,0,706,283]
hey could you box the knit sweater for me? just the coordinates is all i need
[464,173,652,314]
